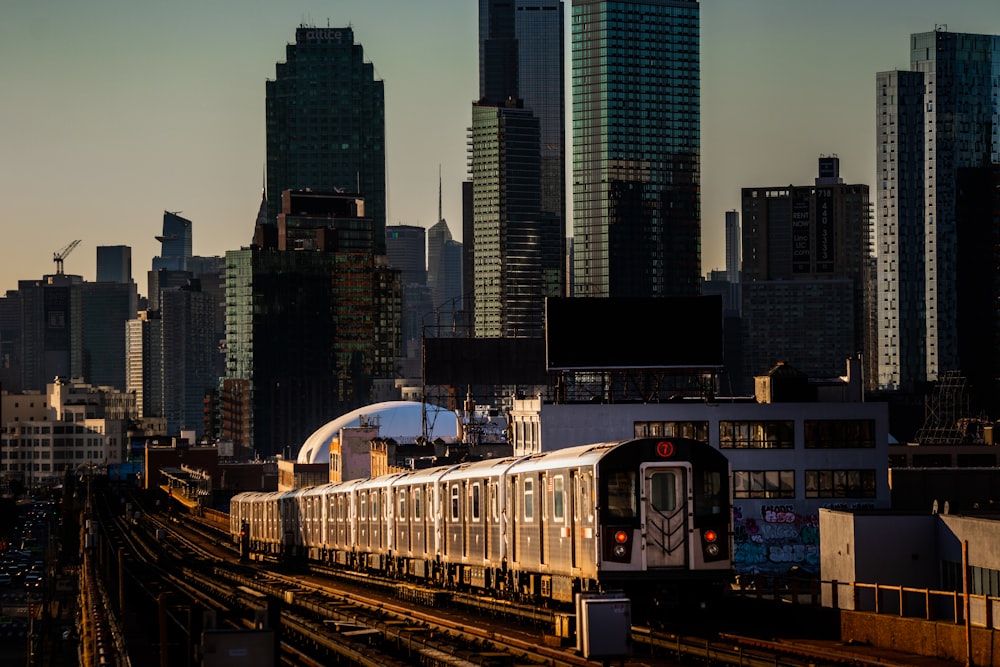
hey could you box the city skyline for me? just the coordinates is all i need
[1,1,998,294]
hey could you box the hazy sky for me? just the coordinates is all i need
[1,1,998,295]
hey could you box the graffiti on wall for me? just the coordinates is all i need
[732,504,820,576]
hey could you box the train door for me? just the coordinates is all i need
[538,473,546,566]
[509,476,518,563]
[641,464,689,568]
[567,471,577,569]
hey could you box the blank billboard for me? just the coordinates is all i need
[545,296,723,370]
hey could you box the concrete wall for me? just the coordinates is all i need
[841,611,1000,666]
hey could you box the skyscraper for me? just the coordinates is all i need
[725,211,740,285]
[471,0,565,337]
[265,26,387,254]
[153,211,193,272]
[876,29,1000,395]
[96,246,132,284]
[223,190,400,458]
[572,0,701,298]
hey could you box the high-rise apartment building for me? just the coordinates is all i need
[471,0,565,338]
[741,157,873,385]
[572,0,701,298]
[876,29,1000,397]
[265,27,386,254]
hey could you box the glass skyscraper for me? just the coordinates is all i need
[265,27,387,254]
[572,0,701,298]
[876,29,1000,393]
[471,0,565,338]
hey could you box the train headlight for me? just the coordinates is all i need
[613,544,627,558]
[705,543,720,557]
[614,530,629,544]
[704,529,717,543]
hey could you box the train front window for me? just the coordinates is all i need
[650,472,677,512]
[695,470,725,516]
[606,471,637,520]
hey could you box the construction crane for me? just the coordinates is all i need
[53,240,81,275]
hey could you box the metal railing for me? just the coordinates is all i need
[731,574,1000,629]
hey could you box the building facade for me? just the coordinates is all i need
[740,157,874,385]
[265,26,386,254]
[17,274,83,392]
[509,360,890,578]
[471,0,565,338]
[0,380,131,488]
[470,103,561,337]
[572,0,701,298]
[96,245,133,284]
[222,191,401,459]
[876,29,1000,393]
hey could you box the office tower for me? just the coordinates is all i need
[572,0,701,298]
[96,246,132,284]
[472,0,565,337]
[386,225,427,286]
[741,157,873,385]
[82,281,138,390]
[223,190,400,458]
[877,29,1000,399]
[725,211,740,285]
[160,280,217,437]
[153,211,193,272]
[386,224,432,365]
[265,26,387,254]
[428,190,464,333]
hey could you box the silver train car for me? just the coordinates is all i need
[231,437,732,606]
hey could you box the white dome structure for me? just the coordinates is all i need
[296,401,460,464]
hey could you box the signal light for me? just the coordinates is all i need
[704,529,717,543]
[614,530,629,544]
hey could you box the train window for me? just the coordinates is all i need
[371,492,378,519]
[553,476,565,521]
[472,483,481,521]
[491,482,499,521]
[360,494,366,520]
[413,488,422,520]
[398,489,406,520]
[524,478,534,521]
[451,485,460,521]
[606,471,637,519]
[650,472,677,512]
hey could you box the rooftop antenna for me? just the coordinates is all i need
[438,165,443,222]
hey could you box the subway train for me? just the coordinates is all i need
[230,437,733,608]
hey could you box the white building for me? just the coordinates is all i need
[508,359,890,578]
[0,379,130,487]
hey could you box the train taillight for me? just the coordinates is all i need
[613,530,629,558]
[703,529,720,557]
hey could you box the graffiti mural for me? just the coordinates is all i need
[732,504,820,576]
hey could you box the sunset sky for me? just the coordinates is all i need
[1,0,997,294]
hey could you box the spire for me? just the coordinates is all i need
[438,165,444,223]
